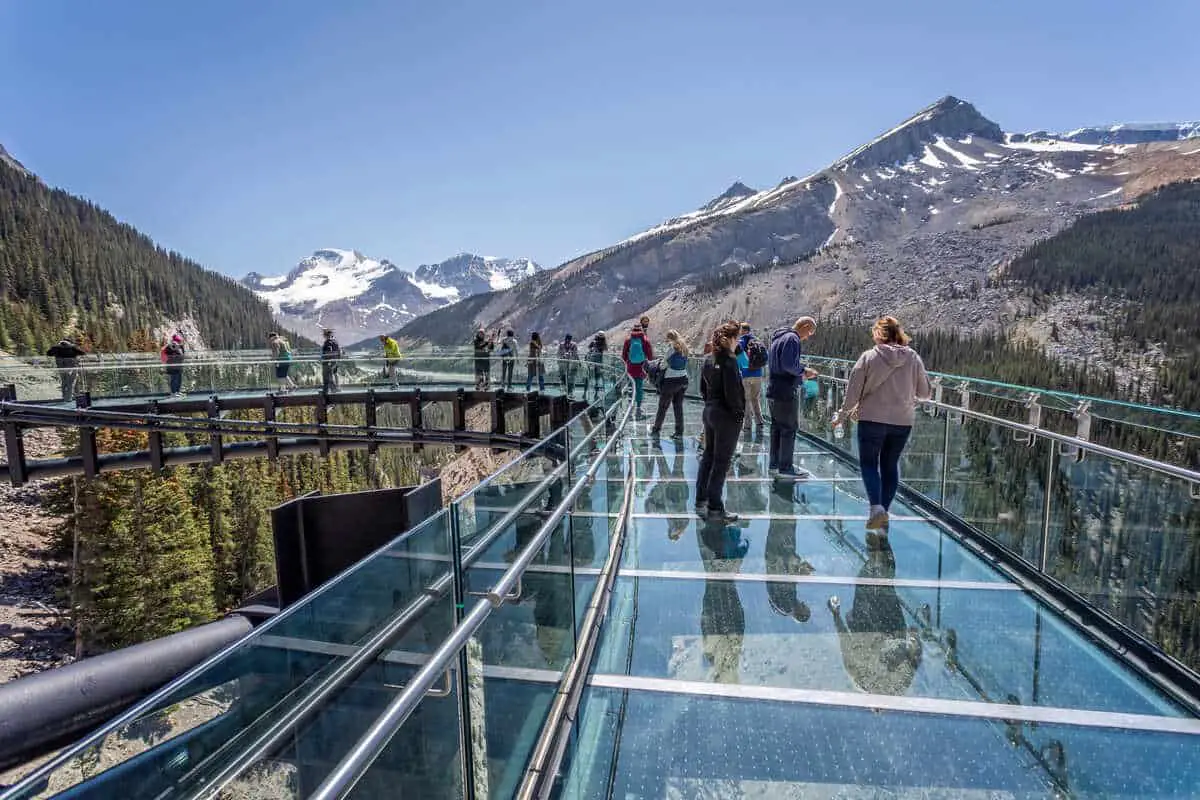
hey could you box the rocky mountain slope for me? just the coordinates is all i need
[244,250,541,341]
[397,96,1200,349]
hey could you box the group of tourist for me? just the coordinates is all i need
[469,327,609,398]
[616,313,931,532]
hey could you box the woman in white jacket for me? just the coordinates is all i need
[833,316,932,531]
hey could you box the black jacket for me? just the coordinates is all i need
[321,337,341,359]
[47,341,86,368]
[700,351,745,418]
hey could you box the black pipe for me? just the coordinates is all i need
[0,615,252,773]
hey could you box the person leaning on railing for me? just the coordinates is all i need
[832,315,932,531]
[321,329,341,393]
[379,334,402,388]
[46,338,87,401]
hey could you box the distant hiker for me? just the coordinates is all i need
[695,322,744,523]
[622,322,655,418]
[585,331,607,399]
[833,316,932,531]
[46,338,87,401]
[766,316,818,479]
[321,329,341,393]
[473,328,495,390]
[161,334,186,397]
[650,329,690,440]
[379,334,402,387]
[556,334,581,397]
[738,322,768,436]
[498,329,518,389]
[639,315,651,339]
[269,332,296,392]
[526,332,546,392]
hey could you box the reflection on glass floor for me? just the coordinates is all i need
[557,410,1200,798]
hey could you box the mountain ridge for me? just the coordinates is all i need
[243,249,543,340]
[396,95,1200,351]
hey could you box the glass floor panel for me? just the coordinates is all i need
[593,576,1185,716]
[559,687,1200,799]
[621,515,1006,584]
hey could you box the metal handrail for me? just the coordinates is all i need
[308,396,634,800]
[819,373,1200,486]
[0,379,626,800]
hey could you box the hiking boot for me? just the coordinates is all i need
[866,506,890,530]
[777,467,812,481]
[706,508,739,524]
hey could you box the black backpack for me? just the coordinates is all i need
[747,338,768,370]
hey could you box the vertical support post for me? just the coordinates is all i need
[1,384,15,401]
[316,390,330,458]
[409,388,423,454]
[1039,441,1057,573]
[207,396,223,465]
[148,400,165,473]
[263,395,279,461]
[453,388,467,433]
[3,420,27,486]
[490,395,506,456]
[524,393,540,440]
[939,411,951,505]
[446,501,478,798]
[365,389,378,456]
[76,393,99,479]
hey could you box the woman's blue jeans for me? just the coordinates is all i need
[856,420,912,510]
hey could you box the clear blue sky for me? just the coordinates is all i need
[2,0,1197,278]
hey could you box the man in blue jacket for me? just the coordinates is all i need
[766,316,817,478]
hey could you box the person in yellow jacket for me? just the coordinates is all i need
[379,334,402,387]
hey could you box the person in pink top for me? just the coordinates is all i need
[833,316,933,532]
[621,322,655,418]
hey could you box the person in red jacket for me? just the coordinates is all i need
[621,322,655,418]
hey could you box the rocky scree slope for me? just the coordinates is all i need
[398,96,1200,349]
[245,250,541,341]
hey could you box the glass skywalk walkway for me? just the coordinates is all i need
[3,352,1200,798]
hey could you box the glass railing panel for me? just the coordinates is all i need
[2,513,454,799]
[941,416,1050,565]
[1045,448,1200,673]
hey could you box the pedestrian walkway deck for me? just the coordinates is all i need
[3,355,1200,799]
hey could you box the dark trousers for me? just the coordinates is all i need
[475,361,490,389]
[586,363,604,396]
[167,369,183,395]
[501,359,515,388]
[526,363,545,391]
[856,420,912,509]
[652,377,687,435]
[696,405,741,512]
[561,365,577,396]
[768,390,799,469]
[322,361,339,392]
[60,370,78,401]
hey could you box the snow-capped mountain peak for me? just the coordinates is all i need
[243,249,543,340]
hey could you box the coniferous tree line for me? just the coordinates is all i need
[0,160,286,354]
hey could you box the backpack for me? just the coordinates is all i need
[627,336,646,365]
[667,350,688,371]
[747,338,768,370]
[645,358,664,389]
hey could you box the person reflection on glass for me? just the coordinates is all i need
[765,480,814,623]
[510,508,573,669]
[644,448,689,539]
[697,518,748,684]
[826,534,923,695]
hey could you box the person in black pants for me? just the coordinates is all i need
[766,316,818,479]
[695,322,745,523]
[650,329,691,439]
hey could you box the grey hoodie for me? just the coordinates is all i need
[838,344,932,427]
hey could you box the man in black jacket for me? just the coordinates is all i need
[321,329,341,393]
[46,338,87,401]
[695,322,745,523]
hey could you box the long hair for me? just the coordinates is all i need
[666,329,690,357]
[710,321,740,355]
[874,315,910,346]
